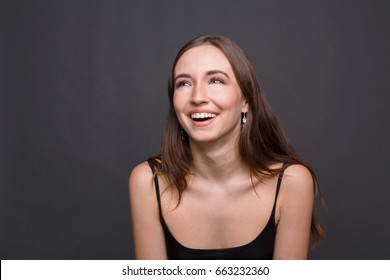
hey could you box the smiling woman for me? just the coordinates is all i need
[129,35,324,260]
[173,44,247,144]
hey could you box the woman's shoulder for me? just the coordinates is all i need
[130,160,152,178]
[280,163,315,199]
[128,160,154,195]
[283,163,313,180]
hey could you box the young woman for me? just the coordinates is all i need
[129,35,323,260]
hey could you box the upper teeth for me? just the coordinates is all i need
[191,113,217,119]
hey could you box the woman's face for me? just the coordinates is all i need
[173,44,248,145]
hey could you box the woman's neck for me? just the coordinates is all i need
[189,139,247,182]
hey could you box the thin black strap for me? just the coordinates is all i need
[272,163,288,216]
[146,158,163,218]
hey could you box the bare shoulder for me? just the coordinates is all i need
[273,164,315,259]
[280,164,314,199]
[129,161,167,259]
[128,161,154,195]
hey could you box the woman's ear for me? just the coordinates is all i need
[242,99,249,113]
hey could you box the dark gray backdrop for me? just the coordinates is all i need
[1,0,389,259]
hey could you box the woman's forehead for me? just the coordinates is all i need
[174,45,233,75]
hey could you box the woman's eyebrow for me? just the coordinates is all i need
[174,73,192,82]
[175,70,231,82]
[205,70,230,80]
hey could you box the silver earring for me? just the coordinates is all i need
[180,129,185,142]
[242,112,247,126]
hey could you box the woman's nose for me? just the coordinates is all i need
[190,85,209,105]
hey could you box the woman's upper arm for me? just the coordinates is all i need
[273,164,314,259]
[129,162,167,259]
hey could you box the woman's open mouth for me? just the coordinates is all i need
[191,112,217,122]
[189,112,218,127]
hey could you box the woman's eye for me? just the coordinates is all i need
[176,81,190,88]
[210,78,223,84]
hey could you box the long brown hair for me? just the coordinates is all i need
[153,34,324,246]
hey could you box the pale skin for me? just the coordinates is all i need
[129,45,314,259]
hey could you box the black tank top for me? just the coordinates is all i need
[147,159,286,260]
